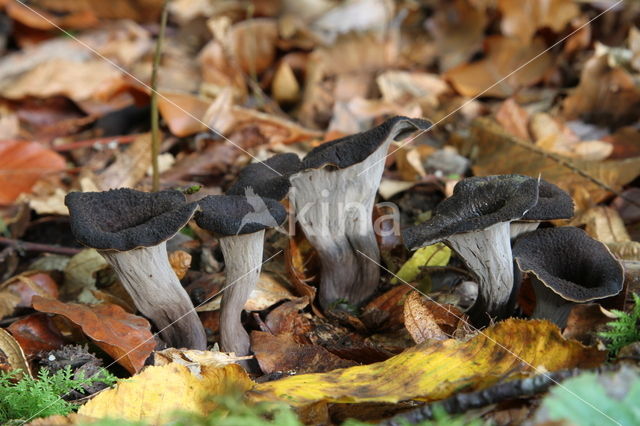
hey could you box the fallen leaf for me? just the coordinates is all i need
[562,49,640,127]
[154,348,252,374]
[169,250,192,280]
[361,285,411,332]
[92,133,152,190]
[0,59,126,104]
[32,297,155,374]
[445,36,553,98]
[495,98,531,141]
[251,331,357,375]
[562,304,612,346]
[572,206,631,243]
[403,292,467,344]
[0,140,66,205]
[463,118,640,209]
[7,313,65,358]
[264,298,313,336]
[0,327,31,378]
[376,71,449,107]
[62,249,109,304]
[0,270,59,308]
[78,363,252,423]
[425,0,487,71]
[391,243,451,285]
[248,319,605,407]
[272,61,301,104]
[498,0,579,42]
[229,18,279,75]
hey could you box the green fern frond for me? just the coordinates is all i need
[598,293,640,357]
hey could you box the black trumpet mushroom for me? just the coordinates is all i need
[402,175,540,325]
[290,116,432,310]
[195,195,286,358]
[513,227,623,328]
[65,188,207,350]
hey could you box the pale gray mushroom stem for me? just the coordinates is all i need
[291,116,432,309]
[102,242,207,350]
[509,222,541,240]
[290,142,387,308]
[218,231,264,356]
[446,222,513,321]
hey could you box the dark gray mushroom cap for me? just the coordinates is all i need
[65,188,198,251]
[227,153,301,201]
[402,174,539,250]
[513,227,623,302]
[302,116,432,170]
[521,179,574,221]
[195,195,286,236]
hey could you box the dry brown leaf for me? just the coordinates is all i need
[498,0,579,42]
[272,61,301,104]
[445,36,553,98]
[154,348,252,373]
[0,290,20,319]
[462,118,640,210]
[0,327,31,378]
[572,206,631,243]
[562,50,640,127]
[92,133,152,190]
[377,71,449,107]
[229,18,278,75]
[0,59,125,104]
[264,298,312,336]
[495,98,531,141]
[7,313,65,358]
[0,140,66,205]
[403,292,468,344]
[251,331,357,375]
[0,271,59,309]
[32,297,155,374]
[169,250,192,280]
[425,0,487,71]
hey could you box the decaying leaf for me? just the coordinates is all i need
[78,363,253,423]
[495,98,531,141]
[6,313,65,358]
[0,140,66,205]
[169,250,192,280]
[445,36,553,98]
[251,331,357,375]
[92,133,152,190]
[154,348,252,374]
[249,319,605,407]
[403,292,467,343]
[62,249,109,304]
[463,118,640,209]
[0,327,31,378]
[498,0,579,42]
[32,296,155,374]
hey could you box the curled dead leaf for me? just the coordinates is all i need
[0,328,31,379]
[169,250,192,280]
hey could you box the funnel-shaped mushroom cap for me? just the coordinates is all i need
[65,189,198,252]
[513,227,623,302]
[521,179,574,221]
[227,153,301,201]
[302,116,432,170]
[195,195,286,236]
[403,175,539,250]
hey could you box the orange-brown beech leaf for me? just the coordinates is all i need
[0,271,59,308]
[361,285,411,332]
[169,250,192,280]
[403,292,468,344]
[31,297,155,374]
[562,52,640,127]
[425,0,487,71]
[463,118,640,210]
[249,319,606,407]
[264,298,313,336]
[495,98,531,141]
[498,0,579,42]
[562,304,613,346]
[0,140,66,205]
[230,19,278,75]
[251,331,357,375]
[445,36,553,98]
[605,127,640,159]
[7,313,65,358]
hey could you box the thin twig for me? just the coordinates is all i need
[0,237,81,256]
[150,0,170,192]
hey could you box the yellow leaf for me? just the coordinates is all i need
[391,243,451,284]
[248,319,605,407]
[79,363,253,423]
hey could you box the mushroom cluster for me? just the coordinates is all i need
[402,175,624,328]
